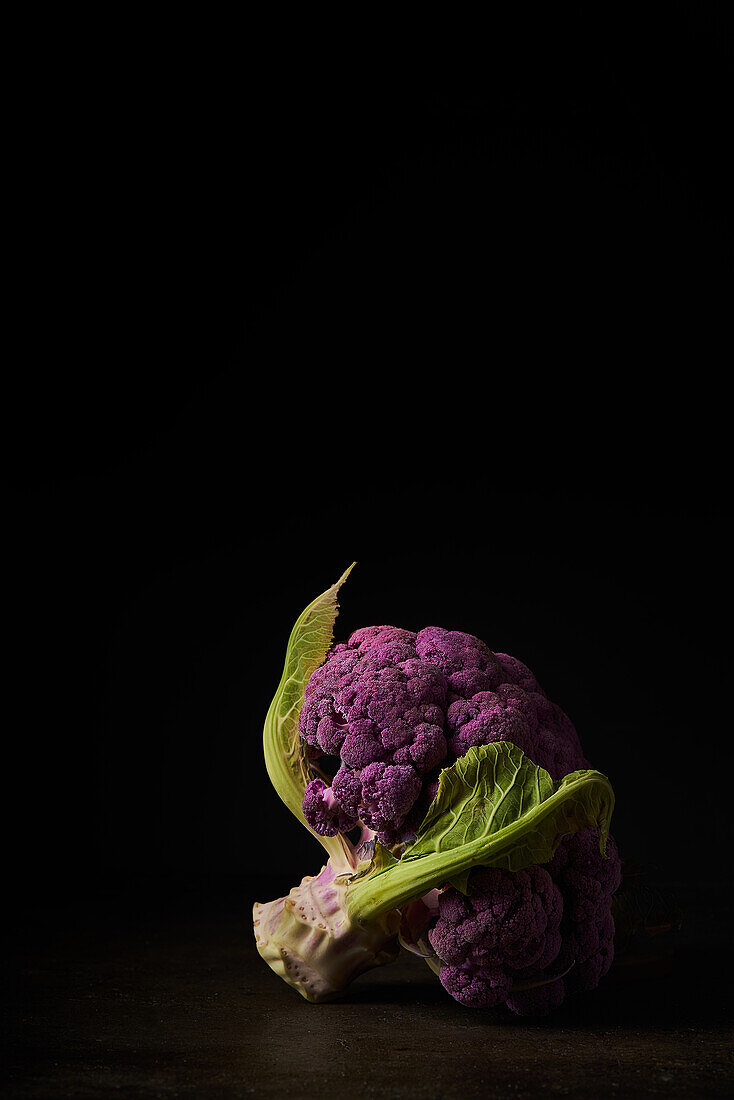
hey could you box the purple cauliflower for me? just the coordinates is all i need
[299,624,588,844]
[428,828,621,1014]
[257,570,621,1017]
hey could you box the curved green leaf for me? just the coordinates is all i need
[411,741,555,860]
[347,742,614,920]
[263,564,356,868]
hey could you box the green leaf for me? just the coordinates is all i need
[408,743,612,892]
[346,742,614,920]
[262,564,356,868]
[409,741,555,862]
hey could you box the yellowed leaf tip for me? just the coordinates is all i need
[338,561,357,586]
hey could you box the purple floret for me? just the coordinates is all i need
[439,965,511,1008]
[445,682,587,781]
[299,626,453,839]
[360,762,423,843]
[302,777,358,837]
[546,828,622,993]
[330,766,362,819]
[428,827,621,1015]
[299,622,590,842]
[428,864,564,1009]
[415,627,588,780]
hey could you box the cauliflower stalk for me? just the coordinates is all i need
[254,566,618,1011]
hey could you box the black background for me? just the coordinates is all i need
[11,9,732,909]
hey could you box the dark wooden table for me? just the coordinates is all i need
[5,874,733,1098]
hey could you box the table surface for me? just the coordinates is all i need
[4,874,733,1099]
